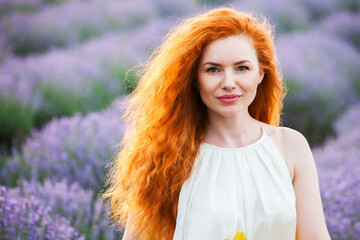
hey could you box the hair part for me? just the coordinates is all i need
[103,7,286,239]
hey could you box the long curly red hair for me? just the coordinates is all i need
[103,7,285,239]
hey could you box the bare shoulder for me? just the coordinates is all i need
[280,127,310,152]
[260,122,288,154]
[278,127,317,187]
[261,124,331,239]
[278,127,312,162]
[260,123,311,181]
[260,122,283,140]
[263,123,309,150]
[275,127,331,239]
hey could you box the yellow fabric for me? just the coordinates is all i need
[225,230,246,240]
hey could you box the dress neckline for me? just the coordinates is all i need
[201,123,267,151]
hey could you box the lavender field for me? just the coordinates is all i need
[0,0,359,239]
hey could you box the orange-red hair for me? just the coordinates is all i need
[103,7,285,239]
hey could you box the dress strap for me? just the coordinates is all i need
[259,121,267,137]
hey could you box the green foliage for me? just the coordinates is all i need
[282,90,340,146]
[79,27,101,42]
[277,15,309,33]
[285,79,303,94]
[0,95,35,145]
[1,79,123,149]
[13,41,38,56]
[35,83,84,123]
[90,82,121,110]
[339,0,360,13]
[44,0,68,4]
[35,81,122,127]
[354,77,360,98]
[110,63,139,93]
[0,154,29,187]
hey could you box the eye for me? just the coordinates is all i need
[236,66,249,71]
[206,67,220,73]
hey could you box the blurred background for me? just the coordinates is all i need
[0,0,359,239]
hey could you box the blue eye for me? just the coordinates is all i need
[237,66,249,71]
[206,67,219,73]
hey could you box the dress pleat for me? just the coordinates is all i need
[173,125,296,240]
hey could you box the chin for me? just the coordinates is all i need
[211,107,245,117]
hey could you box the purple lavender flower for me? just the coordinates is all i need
[0,185,85,240]
[0,18,173,105]
[313,115,360,239]
[297,0,360,19]
[0,17,174,142]
[4,179,123,240]
[0,0,158,54]
[0,153,29,187]
[234,0,310,33]
[276,30,360,144]
[79,17,174,74]
[334,103,360,137]
[297,0,339,19]
[2,97,127,191]
[0,0,90,17]
[8,179,93,225]
[148,0,194,17]
[313,102,360,239]
[0,35,11,64]
[314,12,360,51]
[0,0,42,18]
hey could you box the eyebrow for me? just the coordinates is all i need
[202,60,252,67]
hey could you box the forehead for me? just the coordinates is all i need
[200,34,258,64]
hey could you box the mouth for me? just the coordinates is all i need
[217,94,241,103]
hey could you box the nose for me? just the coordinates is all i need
[220,70,236,90]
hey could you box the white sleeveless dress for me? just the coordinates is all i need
[173,125,297,240]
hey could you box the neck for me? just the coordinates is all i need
[204,110,262,148]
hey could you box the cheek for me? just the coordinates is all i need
[198,83,219,103]
[198,85,211,102]
[197,76,216,94]
[197,81,215,107]
[242,75,261,91]
[246,78,260,101]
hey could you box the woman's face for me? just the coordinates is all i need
[197,34,264,118]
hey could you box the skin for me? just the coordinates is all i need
[197,34,331,240]
[197,34,264,148]
[123,34,331,239]
[123,211,138,240]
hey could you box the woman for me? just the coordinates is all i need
[103,7,331,240]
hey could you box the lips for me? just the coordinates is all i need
[217,94,241,103]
